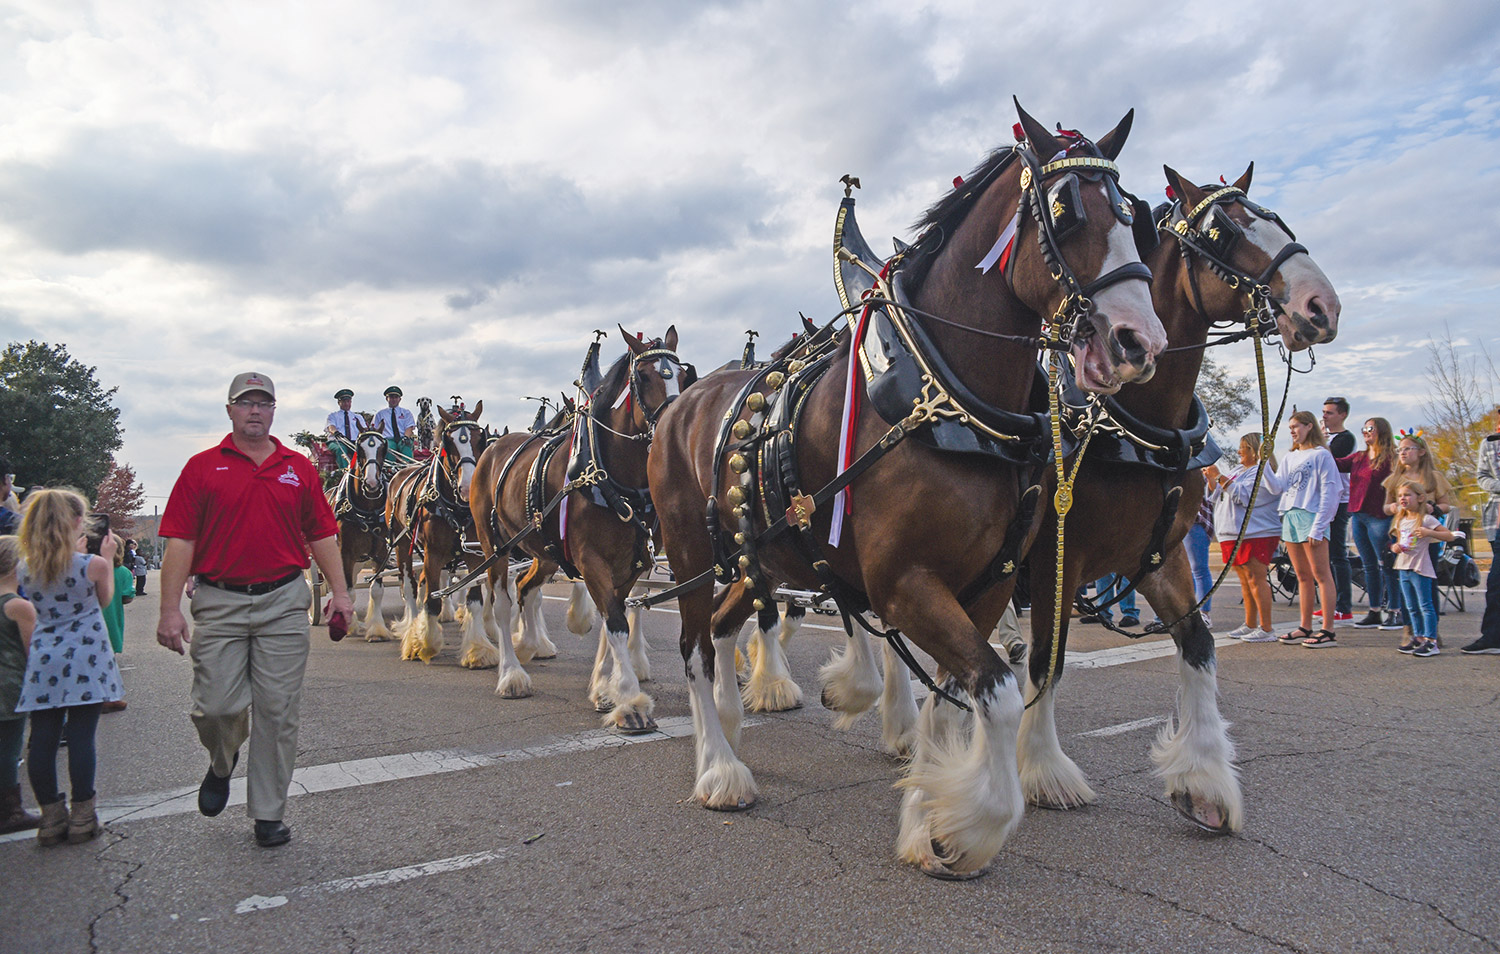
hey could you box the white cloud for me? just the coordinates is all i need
[0,0,1497,498]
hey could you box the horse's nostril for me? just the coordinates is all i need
[1110,326,1147,364]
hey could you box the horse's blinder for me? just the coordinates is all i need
[628,341,687,429]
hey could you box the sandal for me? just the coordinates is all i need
[1301,630,1338,648]
[1278,626,1313,644]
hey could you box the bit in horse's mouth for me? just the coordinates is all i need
[1073,335,1121,394]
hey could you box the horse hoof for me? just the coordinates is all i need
[919,858,989,881]
[703,797,754,813]
[498,685,532,700]
[1031,794,1087,811]
[1171,791,1232,834]
[613,712,658,734]
[1006,643,1028,666]
[593,699,616,714]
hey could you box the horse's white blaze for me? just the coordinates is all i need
[1017,684,1095,808]
[687,651,756,810]
[565,581,597,636]
[1076,218,1166,393]
[743,615,802,713]
[1243,217,1338,335]
[457,588,499,669]
[362,577,392,641]
[1151,657,1242,831]
[818,628,882,730]
[897,682,1024,874]
[879,643,920,757]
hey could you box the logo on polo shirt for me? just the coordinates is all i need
[278,465,301,487]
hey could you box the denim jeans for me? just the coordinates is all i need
[1483,533,1500,643]
[26,704,102,804]
[1093,575,1138,620]
[1328,505,1351,614]
[1185,523,1213,613]
[1398,569,1438,641]
[1350,511,1398,610]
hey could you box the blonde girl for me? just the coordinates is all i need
[1382,431,1454,641]
[16,489,122,845]
[1265,410,1342,647]
[1389,480,1461,656]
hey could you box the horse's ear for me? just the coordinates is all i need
[1163,165,1205,211]
[620,324,646,355]
[664,325,678,352]
[1094,108,1134,161]
[1014,98,1063,160]
[438,406,453,425]
[470,400,483,421]
[1232,161,1254,193]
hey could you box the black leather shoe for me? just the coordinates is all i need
[254,819,291,847]
[197,752,238,817]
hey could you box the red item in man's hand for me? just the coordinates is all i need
[328,610,348,641]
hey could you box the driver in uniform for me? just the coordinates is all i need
[324,388,367,470]
[372,386,417,462]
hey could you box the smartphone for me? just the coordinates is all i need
[85,512,112,555]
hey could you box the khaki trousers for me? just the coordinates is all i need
[188,577,311,821]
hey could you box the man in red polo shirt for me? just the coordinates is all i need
[156,371,353,848]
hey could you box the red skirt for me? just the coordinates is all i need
[1221,535,1277,567]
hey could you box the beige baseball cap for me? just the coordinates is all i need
[227,371,277,402]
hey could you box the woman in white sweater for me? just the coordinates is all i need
[1265,410,1343,647]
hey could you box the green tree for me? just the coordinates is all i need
[1198,353,1256,436]
[0,341,122,491]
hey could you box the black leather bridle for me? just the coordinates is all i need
[1162,186,1308,333]
[1007,143,1155,352]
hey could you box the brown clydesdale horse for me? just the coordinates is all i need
[646,102,1167,878]
[327,428,394,640]
[386,403,489,664]
[469,328,686,732]
[1011,164,1339,831]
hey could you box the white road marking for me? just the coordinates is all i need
[234,849,508,915]
[0,715,743,845]
[1076,714,1170,738]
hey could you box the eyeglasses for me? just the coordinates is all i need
[1360,426,1375,433]
[232,399,276,410]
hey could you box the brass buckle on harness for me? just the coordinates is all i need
[786,493,816,531]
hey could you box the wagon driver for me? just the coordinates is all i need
[324,387,367,470]
[373,385,417,463]
[155,371,353,848]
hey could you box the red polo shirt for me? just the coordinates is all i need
[160,434,338,585]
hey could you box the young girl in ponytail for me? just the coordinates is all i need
[16,489,123,845]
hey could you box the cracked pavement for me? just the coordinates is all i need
[3,575,1496,953]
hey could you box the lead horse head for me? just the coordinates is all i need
[436,403,486,505]
[354,428,387,495]
[1161,164,1340,350]
[616,324,689,437]
[990,101,1168,392]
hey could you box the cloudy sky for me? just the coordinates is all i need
[2,0,1498,503]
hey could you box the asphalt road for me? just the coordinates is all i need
[3,572,1496,954]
